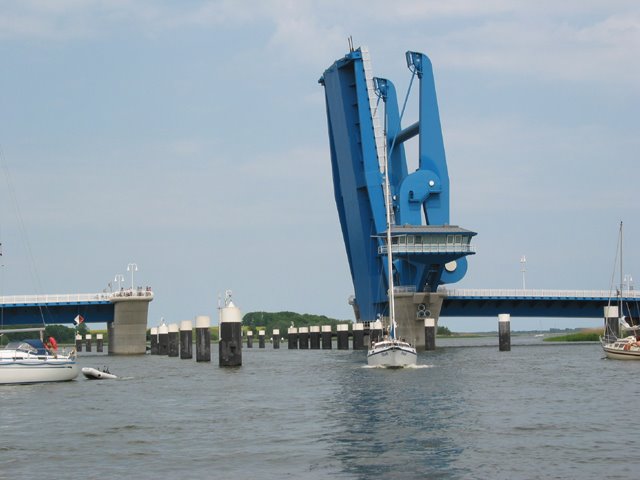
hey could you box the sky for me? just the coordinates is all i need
[0,1,638,332]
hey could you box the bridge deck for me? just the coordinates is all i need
[0,290,154,326]
[440,288,639,318]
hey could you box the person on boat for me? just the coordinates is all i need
[45,336,58,357]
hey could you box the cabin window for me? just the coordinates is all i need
[414,235,422,244]
[407,236,414,245]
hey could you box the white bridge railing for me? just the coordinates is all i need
[0,289,153,305]
[440,288,640,299]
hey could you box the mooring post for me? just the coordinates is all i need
[96,333,104,353]
[75,334,82,352]
[246,330,254,348]
[310,326,321,349]
[424,318,436,351]
[219,295,242,367]
[180,320,193,359]
[272,329,280,349]
[258,330,265,348]
[85,334,92,353]
[604,306,619,342]
[370,320,383,345]
[167,323,179,357]
[499,313,511,351]
[158,323,169,355]
[352,323,365,350]
[195,315,211,362]
[298,327,309,349]
[149,327,158,354]
[321,325,332,349]
[287,326,298,349]
[337,324,349,350]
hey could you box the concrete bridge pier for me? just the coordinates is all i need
[108,293,154,355]
[394,291,444,350]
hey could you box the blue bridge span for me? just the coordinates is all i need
[1,289,154,354]
[318,45,629,347]
[440,289,640,319]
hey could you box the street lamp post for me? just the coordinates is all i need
[127,263,138,290]
[520,255,527,290]
[114,274,125,291]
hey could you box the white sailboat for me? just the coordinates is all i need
[600,222,640,360]
[366,110,417,368]
[0,328,79,384]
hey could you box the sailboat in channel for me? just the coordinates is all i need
[600,222,640,360]
[366,122,417,368]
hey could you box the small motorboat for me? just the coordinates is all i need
[82,367,118,380]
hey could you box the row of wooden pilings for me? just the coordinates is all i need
[147,312,514,368]
[75,334,104,353]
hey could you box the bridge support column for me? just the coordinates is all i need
[394,292,444,350]
[108,294,153,355]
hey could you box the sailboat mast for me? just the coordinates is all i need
[382,124,395,340]
[620,221,623,315]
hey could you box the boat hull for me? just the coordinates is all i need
[367,341,417,368]
[602,344,640,360]
[0,361,80,384]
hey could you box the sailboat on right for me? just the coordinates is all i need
[600,222,640,360]
[366,96,417,368]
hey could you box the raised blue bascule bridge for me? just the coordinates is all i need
[319,46,476,348]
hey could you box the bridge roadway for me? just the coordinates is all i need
[439,288,640,318]
[0,289,154,355]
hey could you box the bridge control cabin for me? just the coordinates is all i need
[378,225,476,294]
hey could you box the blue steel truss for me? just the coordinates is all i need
[320,47,476,322]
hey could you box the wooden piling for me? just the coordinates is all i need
[424,318,436,351]
[604,306,619,341]
[352,323,365,350]
[195,315,211,362]
[498,313,511,351]
[310,326,321,349]
[219,298,242,367]
[168,323,179,357]
[158,323,169,355]
[287,327,298,349]
[298,327,309,349]
[337,324,349,350]
[272,329,280,349]
[180,320,193,359]
[149,327,158,354]
[321,325,332,349]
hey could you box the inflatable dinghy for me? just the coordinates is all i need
[82,367,118,380]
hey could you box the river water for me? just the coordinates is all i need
[1,336,637,479]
